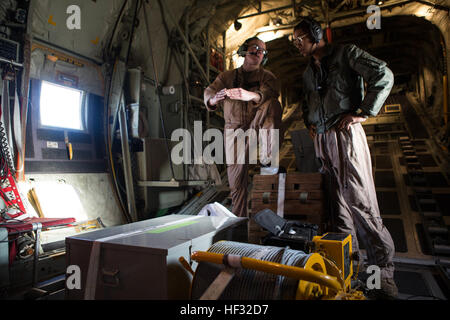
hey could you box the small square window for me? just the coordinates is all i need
[39,81,84,130]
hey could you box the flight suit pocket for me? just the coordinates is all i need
[327,68,349,92]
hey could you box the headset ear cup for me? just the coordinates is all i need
[301,17,322,44]
[238,44,246,57]
[311,19,323,43]
[314,26,323,43]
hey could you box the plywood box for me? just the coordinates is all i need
[251,173,324,226]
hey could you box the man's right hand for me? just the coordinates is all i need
[308,125,317,140]
[209,89,227,106]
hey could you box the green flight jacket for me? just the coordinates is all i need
[302,43,394,134]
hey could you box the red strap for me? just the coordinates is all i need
[0,167,27,218]
[326,27,332,44]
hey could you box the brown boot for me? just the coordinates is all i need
[366,278,398,300]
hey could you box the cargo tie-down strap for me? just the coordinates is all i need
[199,267,235,300]
[277,173,286,218]
[83,216,202,300]
[199,247,273,300]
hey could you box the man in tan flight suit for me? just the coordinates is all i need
[204,37,282,218]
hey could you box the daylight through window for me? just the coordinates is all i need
[39,81,84,130]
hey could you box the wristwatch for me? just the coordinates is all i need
[354,108,368,118]
[207,99,218,111]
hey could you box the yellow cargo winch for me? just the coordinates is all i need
[188,233,365,300]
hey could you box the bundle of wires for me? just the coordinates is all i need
[0,120,26,220]
[0,121,15,182]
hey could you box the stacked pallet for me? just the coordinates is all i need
[249,173,325,243]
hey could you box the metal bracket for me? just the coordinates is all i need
[101,268,120,288]
[138,180,210,188]
[262,192,271,204]
[32,222,42,287]
[299,192,309,204]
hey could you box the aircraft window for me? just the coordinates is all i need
[39,81,85,131]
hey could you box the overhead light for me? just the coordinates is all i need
[414,6,431,18]
[234,20,242,31]
[257,31,283,42]
[377,1,384,4]
[273,18,282,27]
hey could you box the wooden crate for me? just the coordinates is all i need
[250,173,324,226]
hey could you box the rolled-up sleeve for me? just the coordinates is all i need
[251,71,280,108]
[204,74,226,111]
[345,45,394,117]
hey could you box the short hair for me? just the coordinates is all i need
[294,21,309,32]
[244,36,264,45]
[293,17,323,43]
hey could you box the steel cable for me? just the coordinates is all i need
[191,241,312,300]
[105,0,141,223]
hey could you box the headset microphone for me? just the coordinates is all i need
[239,49,262,57]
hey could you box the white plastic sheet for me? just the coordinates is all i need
[197,202,236,218]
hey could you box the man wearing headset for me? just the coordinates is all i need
[204,37,282,218]
[293,18,397,299]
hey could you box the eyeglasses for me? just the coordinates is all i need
[292,34,309,46]
[248,44,267,55]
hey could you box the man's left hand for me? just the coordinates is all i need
[226,88,261,103]
[338,113,367,131]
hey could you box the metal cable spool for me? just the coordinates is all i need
[191,241,328,300]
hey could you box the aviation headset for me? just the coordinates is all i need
[237,36,268,66]
[295,17,323,44]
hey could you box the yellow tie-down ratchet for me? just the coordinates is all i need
[64,131,73,160]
